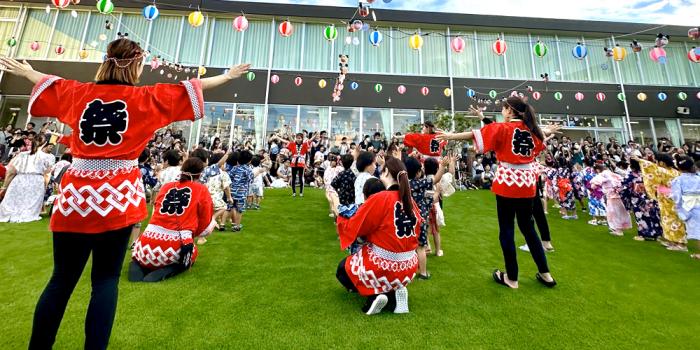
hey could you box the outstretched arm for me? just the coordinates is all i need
[0,58,46,84]
[200,64,250,90]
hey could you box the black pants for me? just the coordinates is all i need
[495,196,549,281]
[336,257,397,312]
[128,261,186,282]
[291,167,304,194]
[29,226,132,350]
[533,196,551,242]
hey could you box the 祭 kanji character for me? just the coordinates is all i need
[511,128,535,157]
[159,187,192,216]
[79,99,129,146]
[430,139,440,153]
[393,202,417,239]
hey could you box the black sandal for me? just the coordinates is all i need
[492,269,515,289]
[536,273,557,288]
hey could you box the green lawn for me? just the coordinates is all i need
[1,189,699,349]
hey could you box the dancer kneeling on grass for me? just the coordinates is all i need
[336,156,422,315]
[437,97,559,289]
[130,158,215,282]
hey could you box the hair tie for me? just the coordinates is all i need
[397,170,408,178]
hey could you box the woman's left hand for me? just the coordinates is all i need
[226,63,251,80]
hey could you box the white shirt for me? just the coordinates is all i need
[253,166,264,187]
[354,172,376,205]
[158,166,181,186]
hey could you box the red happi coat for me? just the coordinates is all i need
[287,140,312,168]
[403,133,447,157]
[29,76,204,233]
[132,180,214,270]
[472,120,545,198]
[336,190,422,296]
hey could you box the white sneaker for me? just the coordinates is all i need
[436,250,444,257]
[292,193,296,197]
[394,288,409,314]
[519,244,530,252]
[365,294,388,315]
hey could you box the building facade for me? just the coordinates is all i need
[0,0,699,150]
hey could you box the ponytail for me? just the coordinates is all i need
[505,96,544,141]
[31,135,47,155]
[180,157,205,182]
[385,156,416,221]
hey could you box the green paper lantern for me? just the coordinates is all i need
[534,41,548,58]
[554,92,563,101]
[617,92,625,101]
[246,71,256,81]
[374,83,383,93]
[6,37,16,47]
[324,25,338,41]
[488,90,497,99]
[678,92,688,101]
[96,0,114,14]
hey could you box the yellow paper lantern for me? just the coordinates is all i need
[637,92,647,101]
[318,79,327,88]
[612,46,627,61]
[188,11,204,27]
[198,66,207,76]
[78,49,88,59]
[409,34,423,50]
[443,88,451,97]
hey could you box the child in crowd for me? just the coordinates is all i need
[273,158,292,188]
[481,164,494,190]
[670,155,700,259]
[203,152,233,236]
[227,151,265,232]
[323,155,343,218]
[620,159,663,241]
[583,160,607,225]
[557,160,578,219]
[591,163,632,236]
[154,149,183,196]
[426,156,455,257]
[354,151,381,205]
[248,156,265,210]
[332,154,357,210]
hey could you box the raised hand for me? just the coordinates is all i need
[226,63,251,80]
[468,105,485,119]
[435,133,453,142]
[0,57,34,77]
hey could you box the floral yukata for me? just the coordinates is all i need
[620,170,662,239]
[639,159,686,244]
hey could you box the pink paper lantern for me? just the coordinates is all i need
[696,91,700,100]
[270,74,280,84]
[421,87,430,96]
[150,58,160,70]
[278,21,294,37]
[397,85,406,94]
[595,92,606,102]
[575,92,584,101]
[451,37,465,53]
[30,41,40,51]
[233,15,249,32]
[532,91,541,101]
[510,91,519,97]
[649,46,667,63]
[294,76,303,86]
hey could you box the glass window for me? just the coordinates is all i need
[540,114,567,125]
[0,21,16,57]
[680,121,700,143]
[200,103,233,150]
[118,14,149,50]
[532,35,560,81]
[304,23,333,71]
[208,18,242,67]
[477,31,506,78]
[266,105,298,137]
[147,15,181,62]
[83,11,113,62]
[561,129,595,142]
[393,109,420,134]
[330,107,360,144]
[17,9,55,58]
[653,118,682,147]
[363,108,390,140]
[234,104,265,150]
[450,32,477,78]
[637,40,667,85]
[558,37,589,82]
[393,28,420,75]
[568,115,596,128]
[618,50,643,84]
[424,110,441,124]
[362,28,390,74]
[506,33,534,80]
[665,42,695,86]
[422,31,447,76]
[597,130,624,144]
[596,116,624,128]
[50,10,89,60]
[0,97,29,131]
[334,28,361,73]
[179,16,203,66]
[273,21,304,70]
[241,20,272,69]
[630,118,654,146]
[299,106,329,134]
[0,7,20,19]
[585,37,615,83]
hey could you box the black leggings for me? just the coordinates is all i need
[533,196,551,242]
[291,167,304,194]
[128,261,187,282]
[336,257,397,312]
[496,196,549,281]
[29,226,132,350]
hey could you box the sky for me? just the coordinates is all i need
[240,0,700,26]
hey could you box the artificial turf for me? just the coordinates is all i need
[1,189,699,349]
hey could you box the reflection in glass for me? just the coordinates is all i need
[235,104,265,150]
[330,107,359,144]
[630,118,654,146]
[653,118,682,147]
[393,109,420,134]
[363,109,390,140]
[300,106,329,134]
[201,103,234,150]
[568,115,596,128]
[267,105,298,137]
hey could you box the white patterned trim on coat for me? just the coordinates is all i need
[142,224,193,241]
[349,251,415,295]
[53,178,145,217]
[68,158,139,179]
[472,128,484,153]
[131,242,181,268]
[181,80,202,120]
[28,76,63,117]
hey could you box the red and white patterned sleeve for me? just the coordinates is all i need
[145,79,205,127]
[472,123,505,154]
[28,76,82,125]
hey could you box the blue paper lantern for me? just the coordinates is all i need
[368,30,383,47]
[657,92,668,101]
[350,81,359,90]
[466,89,476,98]
[572,43,587,60]
[143,4,159,21]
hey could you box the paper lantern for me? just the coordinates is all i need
[188,11,204,27]
[30,41,40,51]
[409,34,423,50]
[649,46,667,64]
[352,37,360,46]
[324,25,338,41]
[637,92,647,101]
[572,43,587,60]
[595,92,606,102]
[198,66,207,76]
[318,79,327,88]
[374,83,383,93]
[532,91,541,101]
[270,74,280,84]
[467,89,476,98]
[233,15,249,32]
[350,81,359,90]
[368,30,383,47]
[294,76,303,86]
[246,71,256,81]
[617,92,625,101]
[575,92,584,101]
[150,58,160,70]
[6,37,16,47]
[451,37,465,53]
[98,33,107,41]
[510,91,519,97]
[554,92,563,101]
[421,87,430,96]
[358,4,370,17]
[657,92,668,101]
[96,0,114,14]
[55,45,65,55]
[443,88,451,97]
[492,38,507,56]
[79,49,88,59]
[488,90,497,99]
[352,20,363,31]
[688,47,700,63]
[397,85,406,94]
[612,45,627,61]
[143,5,159,21]
[677,92,688,101]
[689,27,700,40]
[533,41,548,57]
[696,91,700,100]
[52,0,70,9]
[279,20,293,37]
